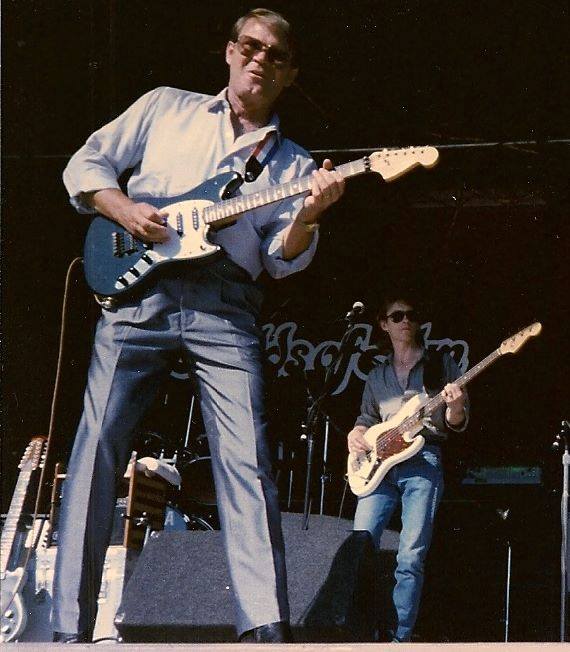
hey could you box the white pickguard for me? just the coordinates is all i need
[114,199,220,291]
[150,199,219,262]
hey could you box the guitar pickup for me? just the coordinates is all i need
[192,207,200,231]
[176,212,184,236]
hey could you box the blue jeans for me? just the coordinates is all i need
[353,445,444,642]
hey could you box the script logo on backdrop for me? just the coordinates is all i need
[262,321,469,395]
[171,321,469,394]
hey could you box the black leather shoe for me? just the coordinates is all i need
[52,631,89,643]
[239,620,293,643]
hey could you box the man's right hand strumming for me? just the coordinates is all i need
[86,188,170,243]
[347,425,372,455]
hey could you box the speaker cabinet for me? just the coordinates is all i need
[115,512,399,643]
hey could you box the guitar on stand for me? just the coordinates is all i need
[347,323,542,497]
[0,436,47,643]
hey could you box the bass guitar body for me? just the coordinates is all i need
[347,392,428,498]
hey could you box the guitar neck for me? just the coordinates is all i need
[422,348,501,417]
[0,469,33,575]
[203,157,371,227]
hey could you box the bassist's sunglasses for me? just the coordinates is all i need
[386,310,419,323]
[232,35,292,67]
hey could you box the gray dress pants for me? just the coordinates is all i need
[51,257,288,638]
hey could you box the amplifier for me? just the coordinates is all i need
[461,466,542,486]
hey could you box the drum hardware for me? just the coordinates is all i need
[319,416,332,516]
[163,505,216,532]
[177,455,217,508]
[275,444,296,511]
[182,395,197,452]
[287,449,295,511]
[299,301,364,528]
[122,512,153,547]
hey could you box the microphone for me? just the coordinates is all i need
[345,301,365,321]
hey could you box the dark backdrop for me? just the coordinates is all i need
[2,0,569,641]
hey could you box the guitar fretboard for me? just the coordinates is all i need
[0,467,33,575]
[378,348,502,449]
[203,158,370,225]
[418,349,500,420]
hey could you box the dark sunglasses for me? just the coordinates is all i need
[386,310,419,323]
[233,35,292,67]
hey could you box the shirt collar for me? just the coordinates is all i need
[384,347,428,365]
[205,88,282,144]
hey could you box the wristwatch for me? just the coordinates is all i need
[295,219,319,233]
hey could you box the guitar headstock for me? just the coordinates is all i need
[368,146,439,182]
[499,322,542,355]
[18,436,47,471]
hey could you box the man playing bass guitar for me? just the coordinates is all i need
[347,294,469,642]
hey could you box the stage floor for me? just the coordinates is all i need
[9,642,569,650]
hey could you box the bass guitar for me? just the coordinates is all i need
[83,146,439,297]
[0,436,47,643]
[347,322,542,498]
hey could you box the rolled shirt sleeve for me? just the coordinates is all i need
[259,144,318,278]
[62,87,166,213]
[261,196,318,279]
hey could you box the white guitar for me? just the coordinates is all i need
[1,437,47,642]
[347,323,542,497]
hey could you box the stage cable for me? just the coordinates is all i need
[22,257,84,565]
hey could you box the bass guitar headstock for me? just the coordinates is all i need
[499,322,542,355]
[368,146,439,182]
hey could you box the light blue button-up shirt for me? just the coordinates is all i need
[63,86,319,280]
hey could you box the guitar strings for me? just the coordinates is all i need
[371,350,499,455]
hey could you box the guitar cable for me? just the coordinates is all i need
[21,257,84,566]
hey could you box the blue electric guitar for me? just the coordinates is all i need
[83,147,439,297]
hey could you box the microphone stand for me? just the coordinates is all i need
[552,420,570,641]
[301,310,362,529]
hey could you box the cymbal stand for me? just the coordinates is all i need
[552,419,570,641]
[319,416,331,515]
[183,395,197,451]
[494,507,512,641]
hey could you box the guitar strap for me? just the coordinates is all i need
[423,349,445,396]
[244,131,279,182]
